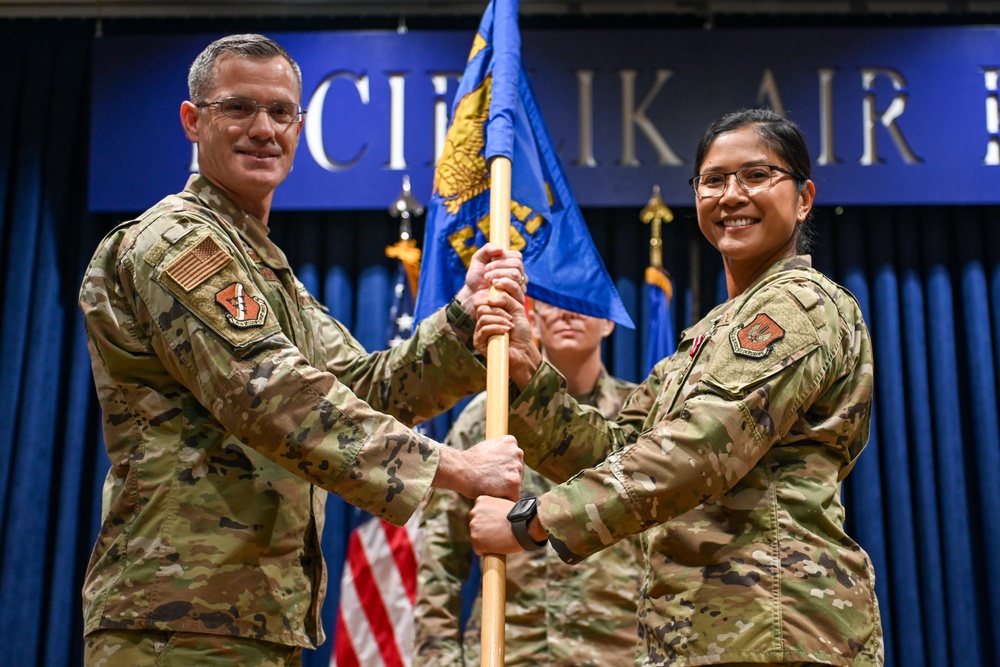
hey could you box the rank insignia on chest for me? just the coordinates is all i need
[729,312,785,358]
[215,282,268,328]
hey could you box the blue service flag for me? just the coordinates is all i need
[643,266,676,376]
[414,0,634,328]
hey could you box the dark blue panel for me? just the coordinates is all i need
[90,27,1000,210]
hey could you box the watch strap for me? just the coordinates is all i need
[445,296,475,337]
[511,515,547,551]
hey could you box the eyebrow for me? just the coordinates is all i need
[700,160,780,172]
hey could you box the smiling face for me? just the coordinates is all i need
[180,54,302,222]
[695,125,815,295]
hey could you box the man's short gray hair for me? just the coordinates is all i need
[188,33,303,102]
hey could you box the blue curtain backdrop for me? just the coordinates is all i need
[3,18,1000,667]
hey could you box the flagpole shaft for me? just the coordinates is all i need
[481,155,512,667]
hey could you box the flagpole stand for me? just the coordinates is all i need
[481,155,512,667]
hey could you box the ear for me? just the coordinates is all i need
[601,320,615,339]
[797,179,816,222]
[180,101,201,143]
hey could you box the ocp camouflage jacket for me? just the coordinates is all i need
[415,368,641,667]
[78,175,486,648]
[508,256,884,666]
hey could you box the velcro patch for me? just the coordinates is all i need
[215,282,268,328]
[729,313,785,358]
[164,236,231,292]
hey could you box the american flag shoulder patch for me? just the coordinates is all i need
[164,235,232,292]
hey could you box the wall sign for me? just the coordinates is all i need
[89,27,1000,210]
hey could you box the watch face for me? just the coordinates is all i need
[507,497,537,521]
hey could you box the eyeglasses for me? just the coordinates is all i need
[689,165,800,198]
[196,96,305,125]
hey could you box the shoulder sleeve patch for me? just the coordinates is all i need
[164,235,232,292]
[702,292,821,395]
[155,234,280,354]
[215,282,269,328]
[729,312,785,358]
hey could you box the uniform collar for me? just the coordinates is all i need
[571,365,619,409]
[183,174,290,270]
[759,254,813,279]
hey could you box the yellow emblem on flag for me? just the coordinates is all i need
[433,75,493,215]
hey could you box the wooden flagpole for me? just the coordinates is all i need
[480,154,512,667]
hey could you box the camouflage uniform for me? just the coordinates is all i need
[507,256,883,666]
[414,368,640,667]
[78,175,487,649]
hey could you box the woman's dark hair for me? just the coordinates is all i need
[693,108,815,253]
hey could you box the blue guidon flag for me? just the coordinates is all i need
[414,0,633,328]
[643,266,676,375]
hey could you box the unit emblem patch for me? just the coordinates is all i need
[215,282,268,328]
[729,313,785,358]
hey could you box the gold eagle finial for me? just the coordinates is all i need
[640,185,673,269]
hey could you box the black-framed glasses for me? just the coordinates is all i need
[196,96,305,125]
[689,165,800,198]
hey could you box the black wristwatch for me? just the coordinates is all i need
[507,496,547,550]
[445,296,475,337]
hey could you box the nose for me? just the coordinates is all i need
[718,172,747,203]
[247,108,278,139]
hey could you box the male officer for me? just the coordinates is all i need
[80,33,525,666]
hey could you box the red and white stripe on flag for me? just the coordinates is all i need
[331,510,422,667]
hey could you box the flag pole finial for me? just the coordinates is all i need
[640,185,673,269]
[389,174,425,241]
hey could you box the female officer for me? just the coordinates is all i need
[468,108,884,666]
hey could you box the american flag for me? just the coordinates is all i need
[331,246,423,667]
[331,510,422,667]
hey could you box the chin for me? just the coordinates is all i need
[241,170,286,189]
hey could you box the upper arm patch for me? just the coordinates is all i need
[163,235,232,292]
[703,292,821,394]
[729,313,785,358]
[215,282,269,328]
[155,232,280,353]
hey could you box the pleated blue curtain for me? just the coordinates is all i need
[955,210,1000,664]
[4,18,1000,667]
[818,206,1000,667]
[0,19,109,667]
[612,276,639,381]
